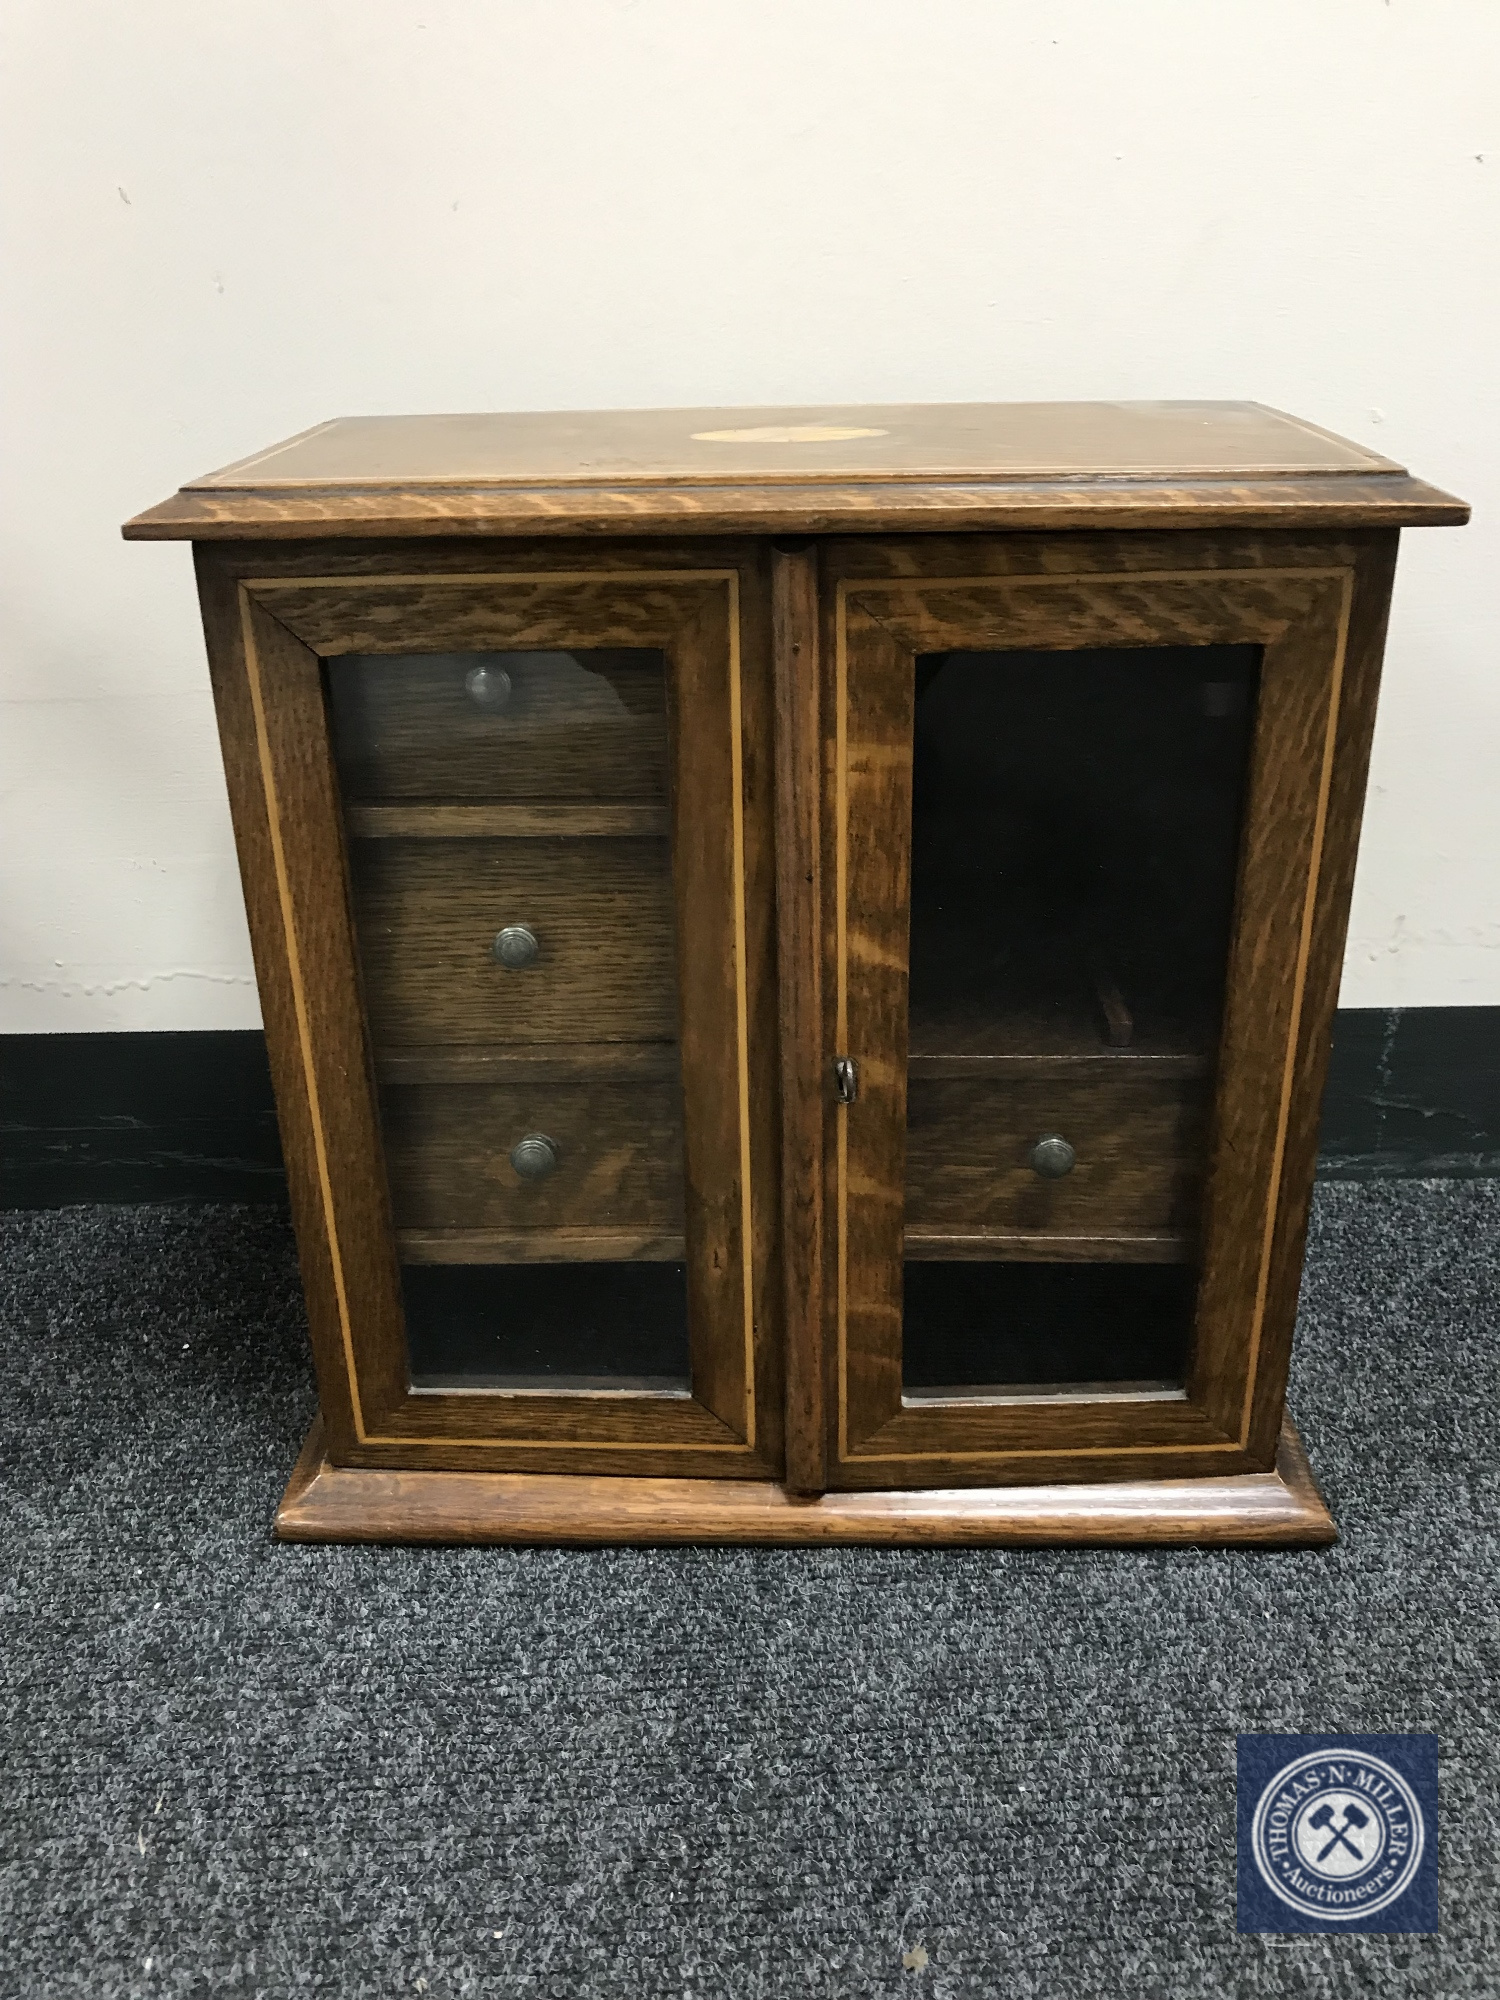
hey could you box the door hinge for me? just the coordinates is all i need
[833,1055,859,1104]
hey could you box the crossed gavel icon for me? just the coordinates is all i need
[1307,1799,1371,1862]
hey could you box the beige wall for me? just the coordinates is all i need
[2,0,1496,1029]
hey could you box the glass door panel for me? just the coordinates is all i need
[902,643,1259,1396]
[326,649,691,1391]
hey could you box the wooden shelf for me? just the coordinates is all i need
[909,1050,1208,1078]
[377,1042,682,1085]
[902,1378,1185,1407]
[908,995,1212,1075]
[347,802,669,840]
[398,1227,686,1265]
[904,1230,1194,1264]
[411,1374,693,1397]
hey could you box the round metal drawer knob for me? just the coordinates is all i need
[510,1133,559,1182]
[492,924,540,970]
[465,664,513,711]
[1030,1133,1076,1179]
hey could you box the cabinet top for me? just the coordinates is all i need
[123,400,1468,541]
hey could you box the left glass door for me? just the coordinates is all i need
[201,556,778,1478]
[327,645,693,1391]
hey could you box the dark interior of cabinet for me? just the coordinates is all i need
[901,642,1259,1395]
[403,1260,691,1391]
[907,643,1261,1058]
[901,1260,1196,1395]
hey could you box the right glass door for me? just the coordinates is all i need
[827,547,1357,1488]
[902,640,1257,1398]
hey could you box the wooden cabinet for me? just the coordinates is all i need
[126,402,1466,1545]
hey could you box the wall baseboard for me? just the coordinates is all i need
[4,1010,1499,1210]
[2,1031,286,1209]
[1315,1006,1500,1179]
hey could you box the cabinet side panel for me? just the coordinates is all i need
[1241,532,1400,1460]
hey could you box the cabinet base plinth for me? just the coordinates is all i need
[275,1415,1335,1547]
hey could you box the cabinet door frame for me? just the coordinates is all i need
[194,539,782,1479]
[789,529,1397,1491]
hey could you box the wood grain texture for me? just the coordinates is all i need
[192,553,375,1460]
[376,1043,681,1085]
[1225,533,1404,1464]
[253,576,711,657]
[197,549,780,1478]
[1095,978,1133,1049]
[735,548,788,1483]
[824,544,1380,1487]
[399,1226,686,1264]
[124,474,1468,541]
[347,834,678,1046]
[908,1051,1206,1078]
[332,1390,747,1465]
[665,582,759,1450]
[904,1230,1191,1263]
[275,1411,1335,1546]
[835,612,918,1473]
[181,403,1409,485]
[328,648,669,803]
[1184,575,1357,1452]
[772,545,827,1493]
[905,1072,1206,1239]
[906,992,1208,1071]
[191,565,411,1451]
[381,1078,685,1235]
[347,803,668,839]
[164,535,779,584]
[822,526,1390,583]
[171,482,1455,1532]
[124,401,1466,540]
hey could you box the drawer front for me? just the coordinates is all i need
[905,1071,1208,1242]
[327,650,669,802]
[350,836,678,1046]
[383,1080,686,1233]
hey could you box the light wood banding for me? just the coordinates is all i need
[159,413,1462,1538]
[827,553,1367,1487]
[772,545,828,1492]
[277,1412,1336,1546]
[191,552,777,1475]
[127,402,1467,539]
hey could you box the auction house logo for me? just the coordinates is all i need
[1237,1734,1438,1932]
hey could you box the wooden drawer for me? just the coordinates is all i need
[327,650,669,802]
[383,1079,686,1245]
[349,836,678,1047]
[904,1069,1208,1256]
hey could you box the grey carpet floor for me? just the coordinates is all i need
[1,1181,1497,2000]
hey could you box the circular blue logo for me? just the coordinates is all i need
[1251,1749,1426,1921]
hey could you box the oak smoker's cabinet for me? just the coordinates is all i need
[126,403,1467,1546]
